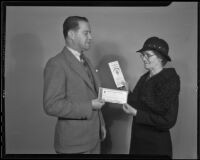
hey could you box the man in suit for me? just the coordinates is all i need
[43,16,106,154]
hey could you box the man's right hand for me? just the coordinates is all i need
[91,99,105,110]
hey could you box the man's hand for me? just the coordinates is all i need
[100,125,106,141]
[91,99,105,110]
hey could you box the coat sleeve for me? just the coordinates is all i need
[99,110,106,140]
[128,76,143,110]
[43,58,93,119]
[135,76,180,131]
[99,110,105,127]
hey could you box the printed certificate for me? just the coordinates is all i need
[108,61,126,88]
[98,87,128,104]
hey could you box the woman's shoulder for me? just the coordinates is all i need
[155,68,180,91]
[160,68,180,82]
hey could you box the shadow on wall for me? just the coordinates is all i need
[93,41,130,154]
[5,33,46,153]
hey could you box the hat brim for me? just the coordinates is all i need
[136,48,171,61]
[136,48,146,53]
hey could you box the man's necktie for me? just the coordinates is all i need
[80,53,96,90]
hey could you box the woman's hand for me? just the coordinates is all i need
[121,81,130,92]
[122,103,137,116]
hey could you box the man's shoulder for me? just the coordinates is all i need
[53,52,64,61]
[48,48,67,63]
[45,51,66,69]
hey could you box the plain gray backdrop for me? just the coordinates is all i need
[5,2,197,159]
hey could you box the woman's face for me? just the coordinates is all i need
[140,50,162,70]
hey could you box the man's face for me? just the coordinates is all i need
[73,21,92,52]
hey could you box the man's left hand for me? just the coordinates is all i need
[101,126,106,141]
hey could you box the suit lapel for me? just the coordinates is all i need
[62,47,99,95]
[84,56,101,94]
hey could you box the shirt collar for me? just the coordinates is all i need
[66,46,81,61]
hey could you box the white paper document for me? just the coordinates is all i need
[108,61,126,88]
[98,87,128,104]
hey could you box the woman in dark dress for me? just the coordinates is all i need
[123,37,180,158]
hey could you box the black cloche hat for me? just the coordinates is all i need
[136,36,171,61]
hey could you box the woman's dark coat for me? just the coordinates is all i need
[128,68,180,157]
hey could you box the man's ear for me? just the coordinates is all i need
[68,30,75,40]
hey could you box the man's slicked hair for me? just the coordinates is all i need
[63,16,88,39]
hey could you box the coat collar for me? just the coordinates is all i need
[143,67,178,82]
